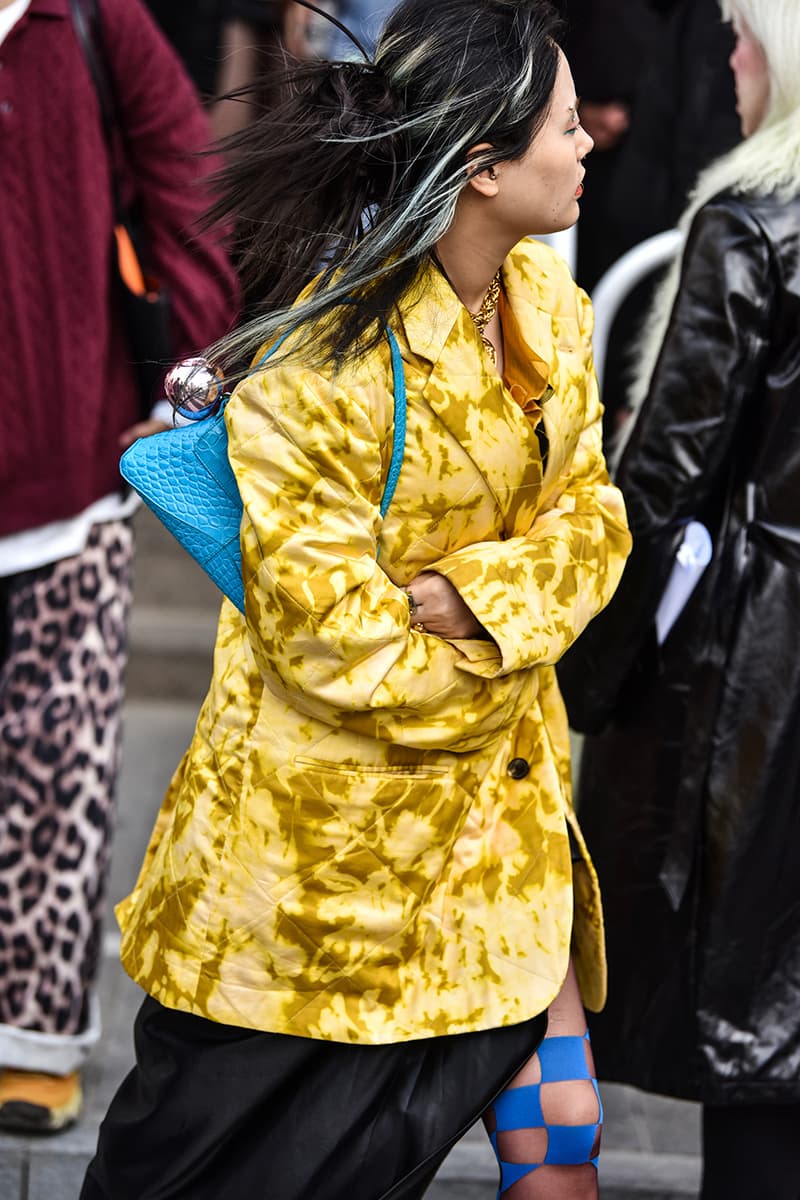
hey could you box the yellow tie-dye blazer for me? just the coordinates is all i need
[117,239,630,1044]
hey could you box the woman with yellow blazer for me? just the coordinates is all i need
[84,3,630,1198]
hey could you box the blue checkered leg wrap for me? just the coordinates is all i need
[488,1031,603,1196]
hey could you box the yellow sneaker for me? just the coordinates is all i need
[0,1068,82,1133]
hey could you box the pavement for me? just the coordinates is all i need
[0,509,703,1199]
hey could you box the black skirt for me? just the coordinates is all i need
[82,995,546,1200]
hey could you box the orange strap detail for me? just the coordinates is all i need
[114,223,152,297]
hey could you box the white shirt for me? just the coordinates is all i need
[0,407,176,576]
[0,0,30,46]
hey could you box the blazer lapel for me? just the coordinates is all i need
[501,243,588,502]
[399,263,545,539]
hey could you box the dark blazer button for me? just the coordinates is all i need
[507,757,530,780]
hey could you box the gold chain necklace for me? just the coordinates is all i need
[469,271,502,364]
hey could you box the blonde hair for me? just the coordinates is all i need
[622,0,800,434]
[721,0,800,123]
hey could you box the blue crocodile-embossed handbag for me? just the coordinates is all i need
[120,327,407,613]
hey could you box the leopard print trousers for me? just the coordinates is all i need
[0,520,133,1038]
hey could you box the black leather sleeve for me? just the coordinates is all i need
[618,198,773,535]
[557,197,775,733]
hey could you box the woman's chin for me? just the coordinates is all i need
[541,208,580,236]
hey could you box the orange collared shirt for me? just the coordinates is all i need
[499,289,553,424]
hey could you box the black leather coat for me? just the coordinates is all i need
[558,191,800,1104]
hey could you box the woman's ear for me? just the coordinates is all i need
[465,142,500,198]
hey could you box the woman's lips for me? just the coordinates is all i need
[575,182,584,198]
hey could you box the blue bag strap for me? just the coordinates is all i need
[252,325,406,520]
[379,326,406,519]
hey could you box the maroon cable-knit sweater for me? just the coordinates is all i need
[0,0,240,535]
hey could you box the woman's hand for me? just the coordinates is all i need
[577,101,630,152]
[118,419,170,450]
[406,571,488,640]
[282,2,314,58]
